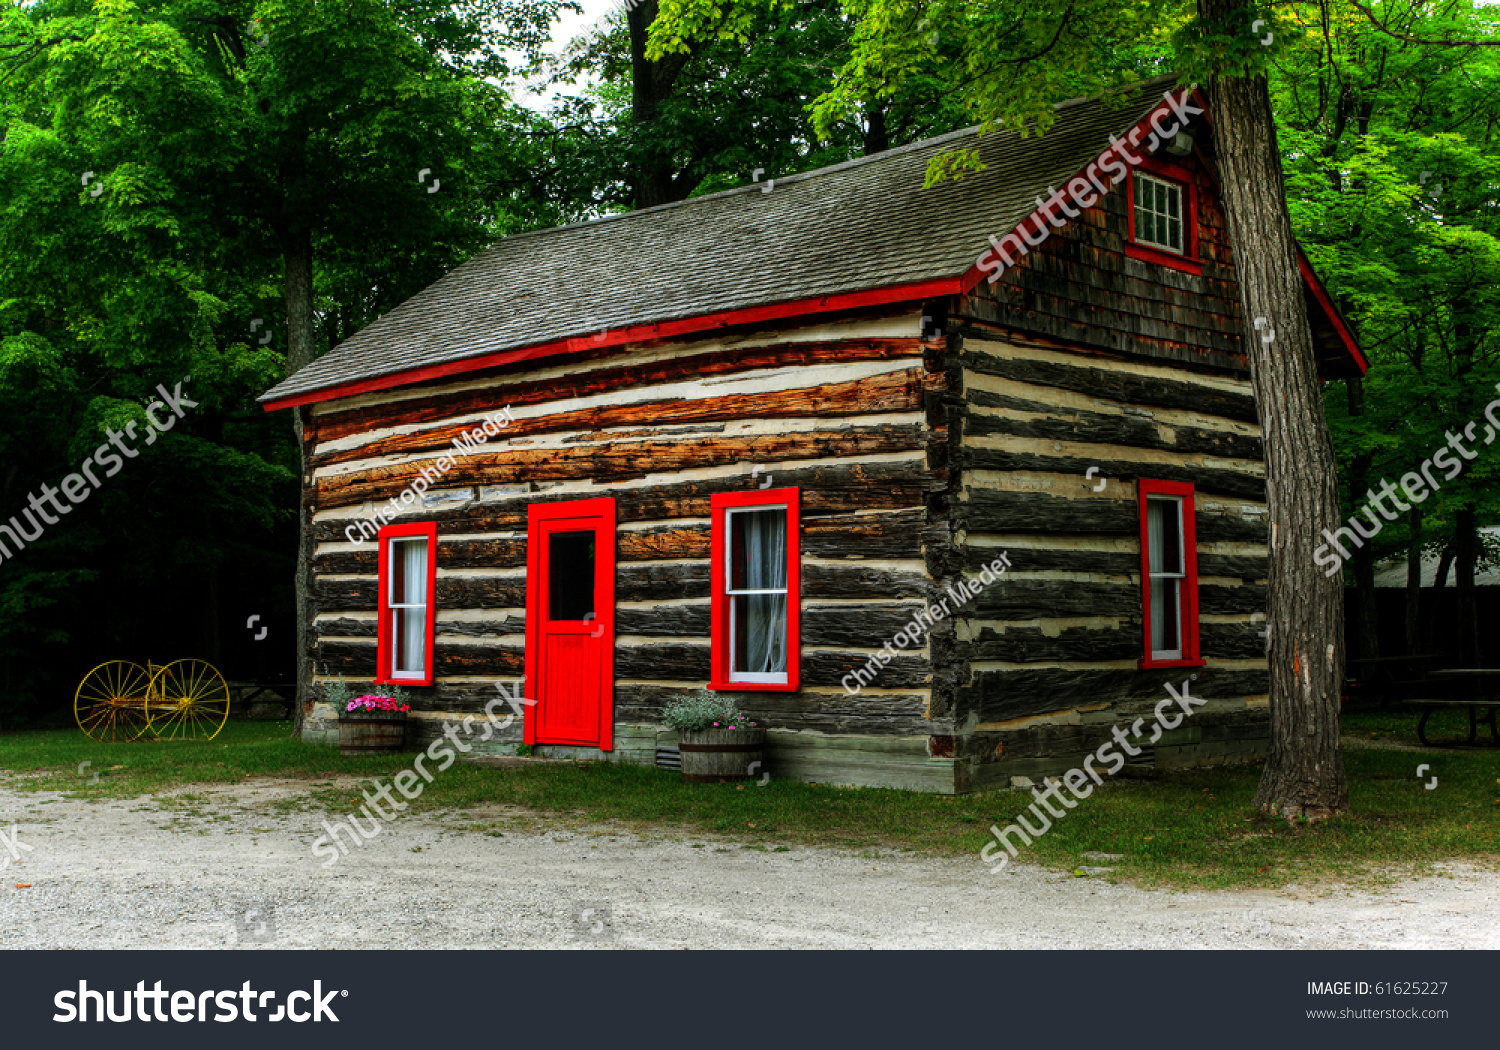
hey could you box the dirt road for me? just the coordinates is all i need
[0,779,1494,949]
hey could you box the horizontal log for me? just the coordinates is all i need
[616,509,929,564]
[1197,553,1267,581]
[960,348,1258,423]
[801,562,933,600]
[960,707,1267,765]
[966,390,1263,460]
[315,639,525,678]
[314,576,528,614]
[966,578,1260,621]
[316,617,377,638]
[954,490,1138,534]
[963,447,1266,502]
[613,684,932,736]
[315,370,931,467]
[313,578,379,613]
[965,666,1269,723]
[1200,622,1268,660]
[618,562,709,602]
[613,643,930,688]
[317,425,929,509]
[318,542,538,576]
[1193,514,1268,544]
[967,579,1141,619]
[619,525,708,562]
[1198,583,1266,616]
[955,489,1268,545]
[312,460,939,541]
[963,546,1139,577]
[615,604,710,636]
[804,508,928,560]
[315,338,929,443]
[617,603,931,647]
[967,624,1141,663]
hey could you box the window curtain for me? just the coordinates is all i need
[739,511,786,673]
[396,538,428,675]
[1146,502,1177,652]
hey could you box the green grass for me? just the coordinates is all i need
[1,715,1496,889]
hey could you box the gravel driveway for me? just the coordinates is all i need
[0,778,1495,949]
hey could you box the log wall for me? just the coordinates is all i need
[942,327,1271,791]
[301,311,957,790]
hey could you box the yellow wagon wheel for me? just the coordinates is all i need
[147,659,231,742]
[74,661,154,742]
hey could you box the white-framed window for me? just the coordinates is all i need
[1133,172,1184,254]
[387,534,430,680]
[725,505,789,683]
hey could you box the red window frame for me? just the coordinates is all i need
[1124,155,1202,276]
[1138,479,1203,669]
[375,520,438,687]
[708,487,800,692]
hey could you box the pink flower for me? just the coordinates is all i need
[729,725,737,730]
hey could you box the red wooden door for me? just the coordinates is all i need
[525,499,614,750]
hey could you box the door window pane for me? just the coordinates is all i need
[548,530,596,621]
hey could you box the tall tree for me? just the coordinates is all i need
[1278,0,1500,662]
[1,0,567,723]
[651,0,1362,815]
[1190,0,1348,816]
[542,0,971,212]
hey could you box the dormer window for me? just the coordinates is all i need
[1133,173,1184,254]
[1124,157,1202,276]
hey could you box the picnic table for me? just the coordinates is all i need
[1345,654,1446,707]
[1408,669,1500,747]
[227,680,298,720]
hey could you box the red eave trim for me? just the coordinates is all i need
[1297,250,1369,377]
[261,277,963,412]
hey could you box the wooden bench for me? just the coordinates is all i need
[1407,700,1500,747]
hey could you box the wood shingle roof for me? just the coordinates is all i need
[261,76,1181,408]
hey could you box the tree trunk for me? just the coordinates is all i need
[283,225,317,738]
[1196,14,1348,817]
[628,0,693,210]
[1450,321,1480,667]
[1404,507,1421,655]
[1345,378,1379,660]
[864,104,890,155]
[1428,535,1456,658]
[1453,505,1478,666]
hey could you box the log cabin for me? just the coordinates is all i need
[260,74,1368,793]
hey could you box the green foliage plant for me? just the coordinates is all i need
[661,689,758,733]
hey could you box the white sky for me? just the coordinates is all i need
[508,0,618,112]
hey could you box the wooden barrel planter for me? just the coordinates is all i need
[338,711,407,755]
[677,727,766,782]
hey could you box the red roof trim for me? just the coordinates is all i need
[261,277,961,412]
[1297,250,1369,376]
